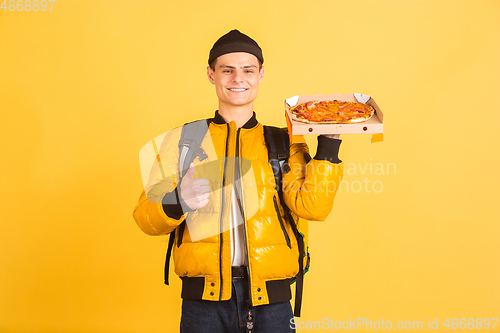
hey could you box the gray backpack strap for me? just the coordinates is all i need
[178,119,211,177]
[164,119,210,285]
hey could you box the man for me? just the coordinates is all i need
[133,29,344,333]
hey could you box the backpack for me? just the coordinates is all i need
[164,119,309,317]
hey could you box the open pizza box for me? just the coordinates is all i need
[285,93,384,143]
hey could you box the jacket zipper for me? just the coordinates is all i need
[219,123,230,300]
[235,128,253,306]
[273,196,292,249]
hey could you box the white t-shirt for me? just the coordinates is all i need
[230,184,247,266]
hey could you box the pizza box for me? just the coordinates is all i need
[285,93,384,142]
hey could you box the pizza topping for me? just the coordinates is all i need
[289,99,375,124]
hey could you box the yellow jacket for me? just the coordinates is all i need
[133,112,343,306]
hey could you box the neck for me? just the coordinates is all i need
[218,104,254,128]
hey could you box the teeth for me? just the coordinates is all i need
[228,88,247,92]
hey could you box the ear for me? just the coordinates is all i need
[258,66,264,84]
[207,66,215,85]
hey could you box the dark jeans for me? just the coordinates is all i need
[180,277,295,333]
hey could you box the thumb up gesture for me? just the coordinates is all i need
[180,163,211,210]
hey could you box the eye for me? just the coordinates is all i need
[245,70,254,74]
[222,69,232,73]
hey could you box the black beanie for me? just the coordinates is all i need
[208,29,264,66]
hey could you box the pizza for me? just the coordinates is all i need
[289,100,375,124]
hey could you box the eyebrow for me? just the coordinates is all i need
[219,65,258,69]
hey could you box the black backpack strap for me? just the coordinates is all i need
[164,119,211,285]
[263,126,304,317]
[164,228,175,285]
[264,126,290,196]
[288,214,304,317]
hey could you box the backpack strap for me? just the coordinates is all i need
[164,228,175,285]
[164,119,211,285]
[264,126,290,196]
[178,119,211,177]
[263,126,304,317]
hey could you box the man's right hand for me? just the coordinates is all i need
[180,163,211,210]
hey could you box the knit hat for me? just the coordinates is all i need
[208,29,264,66]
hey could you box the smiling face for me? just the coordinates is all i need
[207,52,264,112]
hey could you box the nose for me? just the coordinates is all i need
[232,70,244,83]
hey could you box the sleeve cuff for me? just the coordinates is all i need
[161,187,194,220]
[314,136,342,164]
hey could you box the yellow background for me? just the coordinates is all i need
[1,0,499,332]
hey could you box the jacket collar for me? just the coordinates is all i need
[212,111,259,129]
